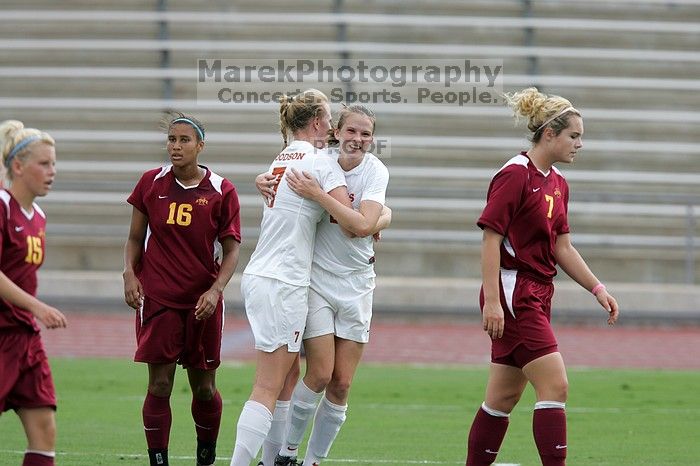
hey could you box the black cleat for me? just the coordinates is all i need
[196,440,216,466]
[257,463,264,466]
[274,454,299,466]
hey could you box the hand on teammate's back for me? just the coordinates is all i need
[286,168,322,200]
[255,172,278,205]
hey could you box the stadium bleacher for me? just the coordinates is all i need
[1,0,698,316]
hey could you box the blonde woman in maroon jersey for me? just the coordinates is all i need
[0,120,67,466]
[465,88,619,466]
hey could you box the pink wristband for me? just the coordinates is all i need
[591,283,606,295]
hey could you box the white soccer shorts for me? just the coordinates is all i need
[304,266,375,344]
[241,274,309,353]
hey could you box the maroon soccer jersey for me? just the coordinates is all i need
[478,153,570,281]
[0,190,46,332]
[127,165,241,309]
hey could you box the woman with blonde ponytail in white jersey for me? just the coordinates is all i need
[0,120,67,466]
[230,89,356,466]
[253,105,391,466]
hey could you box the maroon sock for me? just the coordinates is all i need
[22,452,54,466]
[143,392,172,449]
[466,405,509,466]
[533,406,567,466]
[191,390,223,443]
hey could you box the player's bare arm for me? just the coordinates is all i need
[195,236,240,321]
[371,206,392,241]
[372,205,392,234]
[554,233,619,325]
[287,168,382,237]
[123,206,147,309]
[283,168,356,237]
[0,272,66,329]
[481,227,505,339]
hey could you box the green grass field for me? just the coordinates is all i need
[1,358,698,466]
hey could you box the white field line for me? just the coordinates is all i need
[0,449,475,464]
[110,396,700,415]
[358,403,700,414]
[0,448,683,465]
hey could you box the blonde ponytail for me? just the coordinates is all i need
[278,89,329,149]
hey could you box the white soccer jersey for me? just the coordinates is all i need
[244,140,347,286]
[313,151,389,277]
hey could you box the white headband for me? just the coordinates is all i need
[536,106,577,133]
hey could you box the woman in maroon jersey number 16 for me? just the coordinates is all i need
[465,88,619,466]
[123,113,242,466]
[0,120,67,466]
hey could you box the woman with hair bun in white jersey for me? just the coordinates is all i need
[257,105,391,466]
[230,90,387,466]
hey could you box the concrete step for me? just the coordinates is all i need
[39,218,699,285]
[35,270,700,320]
[4,103,699,146]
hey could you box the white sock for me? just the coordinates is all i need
[261,400,290,465]
[280,380,323,458]
[535,400,566,410]
[481,402,510,417]
[303,396,347,466]
[25,450,56,457]
[230,400,272,466]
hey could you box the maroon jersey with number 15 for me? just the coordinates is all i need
[477,152,570,282]
[127,165,241,309]
[0,190,46,332]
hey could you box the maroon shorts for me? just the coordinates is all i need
[134,296,224,370]
[0,330,57,412]
[480,270,558,369]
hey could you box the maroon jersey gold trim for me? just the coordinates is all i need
[0,190,46,332]
[127,165,241,309]
[477,152,570,282]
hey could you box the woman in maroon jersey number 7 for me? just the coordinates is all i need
[465,88,619,466]
[0,120,67,466]
[123,112,242,466]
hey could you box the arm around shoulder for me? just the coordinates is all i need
[323,188,383,237]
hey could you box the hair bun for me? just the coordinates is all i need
[0,120,27,163]
[505,87,575,134]
[0,120,25,141]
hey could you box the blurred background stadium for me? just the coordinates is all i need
[1,0,699,321]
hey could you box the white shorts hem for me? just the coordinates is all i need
[303,329,335,341]
[334,330,370,344]
[254,342,301,353]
